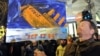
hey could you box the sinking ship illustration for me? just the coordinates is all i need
[21,5,65,28]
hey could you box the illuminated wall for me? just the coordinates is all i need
[96,14,100,35]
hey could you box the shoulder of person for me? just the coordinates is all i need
[92,41,100,50]
[38,44,43,48]
[92,41,100,46]
[26,44,31,49]
[89,41,100,56]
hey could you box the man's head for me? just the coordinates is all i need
[77,20,97,41]
[75,12,82,23]
[32,40,37,46]
[67,35,73,44]
[60,39,67,47]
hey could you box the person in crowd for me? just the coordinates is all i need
[34,48,46,56]
[25,40,45,56]
[62,35,74,56]
[56,39,66,56]
[0,42,7,56]
[49,40,57,56]
[64,20,100,56]
[75,12,82,23]
[42,40,57,56]
[42,40,50,56]
[67,35,73,44]
[11,42,24,56]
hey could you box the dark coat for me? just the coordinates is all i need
[64,39,100,56]
[25,44,44,56]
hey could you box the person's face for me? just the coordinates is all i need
[32,41,37,46]
[60,40,64,44]
[75,13,82,23]
[67,37,73,44]
[60,40,66,45]
[77,21,94,37]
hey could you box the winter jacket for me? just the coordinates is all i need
[56,45,66,56]
[64,38,100,56]
[25,44,44,56]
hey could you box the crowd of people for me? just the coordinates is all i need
[0,9,100,56]
[0,22,100,56]
[0,39,67,56]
